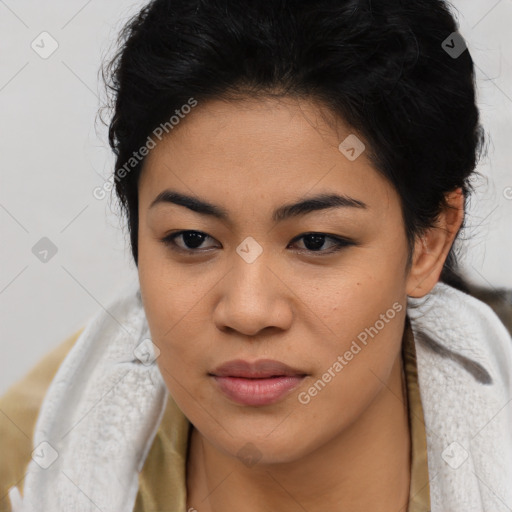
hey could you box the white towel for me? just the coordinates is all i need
[9,281,512,512]
[10,279,169,512]
[408,283,512,511]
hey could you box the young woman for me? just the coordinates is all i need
[1,0,511,511]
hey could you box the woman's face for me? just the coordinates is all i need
[137,96,413,464]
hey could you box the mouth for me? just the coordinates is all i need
[209,359,308,406]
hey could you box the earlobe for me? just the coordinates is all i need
[406,188,465,298]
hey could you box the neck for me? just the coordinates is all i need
[186,353,411,512]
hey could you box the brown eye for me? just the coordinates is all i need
[161,231,219,251]
[289,233,354,254]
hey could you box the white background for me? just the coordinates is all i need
[1,0,511,395]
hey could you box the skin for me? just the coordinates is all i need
[137,96,464,511]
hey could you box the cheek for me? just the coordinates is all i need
[305,285,405,395]
[138,234,207,336]
[139,271,210,374]
[291,254,406,347]
[290,255,407,405]
[290,281,406,451]
[137,246,218,390]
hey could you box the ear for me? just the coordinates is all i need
[406,187,465,298]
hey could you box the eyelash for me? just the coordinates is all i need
[160,230,354,256]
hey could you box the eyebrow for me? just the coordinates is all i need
[149,189,368,223]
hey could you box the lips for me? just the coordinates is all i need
[209,359,308,406]
[210,359,306,379]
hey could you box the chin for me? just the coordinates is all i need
[207,426,315,467]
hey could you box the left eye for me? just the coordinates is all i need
[161,231,353,254]
[289,232,353,253]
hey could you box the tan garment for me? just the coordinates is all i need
[402,317,431,511]
[0,321,430,512]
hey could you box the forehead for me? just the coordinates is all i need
[138,96,398,218]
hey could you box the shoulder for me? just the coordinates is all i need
[0,328,84,510]
[409,282,512,388]
[465,282,512,337]
[408,283,512,508]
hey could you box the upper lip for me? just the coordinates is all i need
[210,359,307,378]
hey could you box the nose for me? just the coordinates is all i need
[213,255,294,338]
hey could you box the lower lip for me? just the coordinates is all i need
[212,375,306,406]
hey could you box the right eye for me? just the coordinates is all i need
[160,230,220,253]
